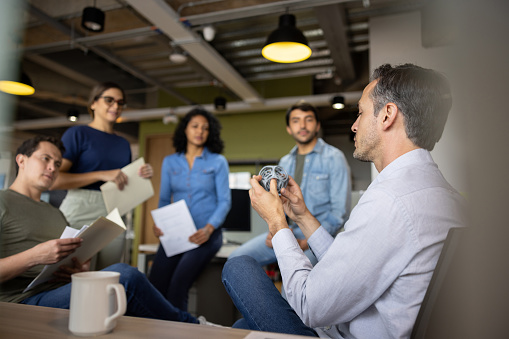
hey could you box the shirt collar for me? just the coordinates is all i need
[178,147,210,160]
[375,148,433,182]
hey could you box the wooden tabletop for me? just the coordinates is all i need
[0,302,253,339]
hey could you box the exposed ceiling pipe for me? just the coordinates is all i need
[27,4,194,105]
[23,27,159,54]
[125,0,263,105]
[181,0,357,26]
[177,0,224,17]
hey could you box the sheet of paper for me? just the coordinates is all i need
[151,199,199,257]
[100,157,154,216]
[23,209,126,292]
[60,226,80,239]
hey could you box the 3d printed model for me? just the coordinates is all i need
[259,165,289,194]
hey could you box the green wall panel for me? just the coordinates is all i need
[138,110,296,175]
[158,75,313,107]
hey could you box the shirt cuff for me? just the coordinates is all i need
[272,228,300,256]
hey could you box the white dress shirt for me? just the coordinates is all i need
[273,149,466,339]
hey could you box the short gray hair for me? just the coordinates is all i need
[370,63,452,151]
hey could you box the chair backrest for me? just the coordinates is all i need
[410,227,465,339]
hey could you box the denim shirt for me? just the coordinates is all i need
[279,138,351,239]
[159,148,232,230]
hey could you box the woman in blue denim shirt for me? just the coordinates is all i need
[149,108,231,311]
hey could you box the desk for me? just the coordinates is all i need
[0,302,251,339]
[0,302,310,339]
[137,243,239,274]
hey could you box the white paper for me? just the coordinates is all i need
[151,200,199,257]
[60,226,80,239]
[100,157,154,216]
[23,209,126,292]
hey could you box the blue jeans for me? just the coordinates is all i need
[22,263,198,323]
[228,231,318,266]
[149,228,223,311]
[222,256,317,337]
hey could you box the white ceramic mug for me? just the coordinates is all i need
[68,271,127,337]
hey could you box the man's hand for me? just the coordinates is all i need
[31,238,83,265]
[249,175,288,236]
[0,237,84,283]
[53,257,90,283]
[279,176,310,223]
[280,176,321,239]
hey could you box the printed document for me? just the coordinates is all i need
[151,199,199,257]
[100,157,154,216]
[24,209,126,292]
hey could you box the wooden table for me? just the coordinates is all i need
[0,302,254,339]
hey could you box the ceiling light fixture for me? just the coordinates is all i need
[169,51,188,64]
[214,96,226,111]
[0,72,35,96]
[203,25,216,42]
[262,13,312,63]
[67,108,79,122]
[162,113,178,125]
[81,1,105,32]
[331,96,345,110]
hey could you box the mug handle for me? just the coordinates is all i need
[104,284,127,328]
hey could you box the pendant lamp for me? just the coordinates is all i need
[332,96,345,110]
[67,109,79,122]
[262,14,312,63]
[82,3,105,32]
[0,72,35,96]
[214,96,227,111]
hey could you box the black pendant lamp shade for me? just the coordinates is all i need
[82,7,105,32]
[214,96,227,111]
[262,14,312,63]
[332,96,345,110]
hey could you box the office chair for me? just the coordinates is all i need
[410,227,465,339]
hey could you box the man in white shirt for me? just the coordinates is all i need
[222,63,466,339]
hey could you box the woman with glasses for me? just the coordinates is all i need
[148,108,231,312]
[51,82,153,270]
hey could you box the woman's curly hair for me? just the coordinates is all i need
[172,108,224,154]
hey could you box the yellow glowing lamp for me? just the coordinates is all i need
[0,72,35,95]
[262,41,312,63]
[0,80,35,96]
[262,14,312,64]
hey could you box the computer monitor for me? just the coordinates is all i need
[222,188,267,244]
[222,189,251,232]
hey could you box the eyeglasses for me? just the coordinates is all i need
[97,96,126,108]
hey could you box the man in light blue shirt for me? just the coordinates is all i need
[222,64,466,338]
[229,101,351,265]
